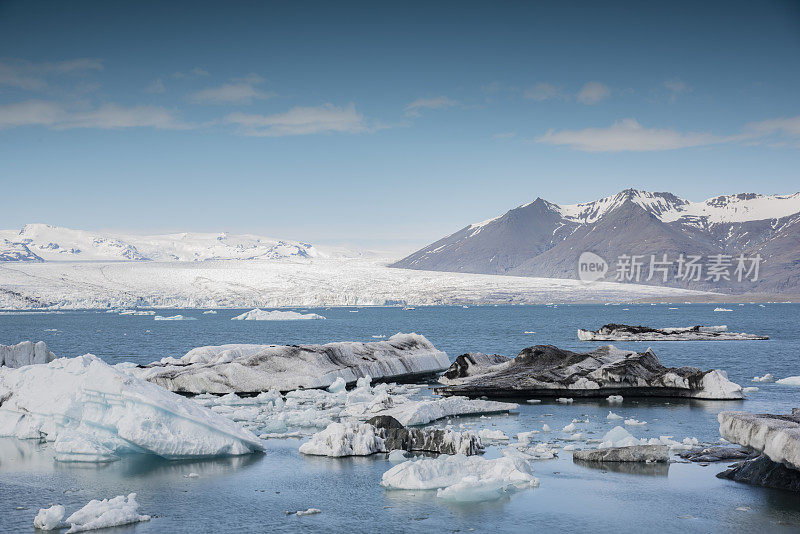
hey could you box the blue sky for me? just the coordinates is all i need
[1,0,799,250]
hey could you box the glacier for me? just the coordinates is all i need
[135,333,450,394]
[0,354,264,461]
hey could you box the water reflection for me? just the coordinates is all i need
[573,459,670,477]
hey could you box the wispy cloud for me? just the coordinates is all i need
[405,96,458,117]
[145,78,166,94]
[172,67,210,79]
[662,79,690,103]
[189,73,271,105]
[576,82,610,104]
[224,103,370,136]
[0,100,187,130]
[0,58,103,90]
[535,118,728,152]
[523,82,560,101]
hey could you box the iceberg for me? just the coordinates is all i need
[573,445,669,463]
[752,373,775,383]
[369,395,517,426]
[135,333,450,394]
[381,454,538,502]
[231,309,326,321]
[776,376,800,386]
[718,410,800,472]
[63,493,149,533]
[0,340,56,368]
[33,505,66,530]
[0,354,263,461]
[436,344,743,400]
[577,324,767,341]
[298,417,483,457]
[154,314,196,321]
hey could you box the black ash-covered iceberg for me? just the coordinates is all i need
[577,324,768,341]
[135,333,450,394]
[436,344,743,400]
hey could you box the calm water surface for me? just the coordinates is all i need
[1,304,799,533]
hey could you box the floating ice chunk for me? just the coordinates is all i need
[562,423,577,432]
[154,314,196,321]
[742,387,759,394]
[388,449,408,463]
[136,333,449,394]
[598,426,641,448]
[63,493,150,533]
[503,443,557,460]
[776,376,800,386]
[624,418,647,426]
[606,411,623,420]
[1,341,56,368]
[0,355,263,460]
[515,431,539,445]
[752,374,775,383]
[293,508,321,516]
[34,505,66,530]
[327,377,347,393]
[526,399,541,404]
[556,398,573,404]
[542,424,551,432]
[231,309,326,321]
[692,370,743,400]
[563,444,576,451]
[372,396,517,427]
[607,395,623,403]
[381,454,538,502]
[298,422,385,457]
[477,428,509,441]
[119,310,155,316]
[202,310,217,314]
[714,308,733,312]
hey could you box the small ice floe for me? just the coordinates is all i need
[714,308,733,312]
[597,426,697,451]
[371,335,386,339]
[624,418,647,426]
[388,449,408,463]
[526,399,541,404]
[202,310,217,314]
[477,428,509,442]
[503,443,557,460]
[524,331,535,334]
[327,377,347,393]
[607,395,623,403]
[119,310,155,316]
[380,454,538,502]
[371,396,517,426]
[564,433,585,441]
[37,494,150,533]
[184,472,200,478]
[154,314,196,321]
[33,505,66,531]
[289,508,321,516]
[231,309,326,321]
[563,444,577,451]
[606,411,623,420]
[556,398,573,404]
[562,423,577,432]
[515,431,540,445]
[752,373,775,383]
[742,387,759,394]
[542,424,551,432]
[776,376,800,386]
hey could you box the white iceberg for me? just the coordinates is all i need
[714,308,733,312]
[776,376,800,386]
[1,340,56,368]
[577,324,767,341]
[231,309,326,321]
[33,505,66,530]
[477,428,509,441]
[298,422,385,457]
[371,396,517,426]
[203,310,217,314]
[0,355,264,461]
[154,314,196,321]
[624,418,647,426]
[381,454,538,502]
[606,411,623,420]
[63,493,149,533]
[135,333,449,394]
[752,373,775,383]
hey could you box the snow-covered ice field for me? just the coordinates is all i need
[0,257,708,309]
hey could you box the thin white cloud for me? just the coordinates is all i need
[536,118,728,152]
[745,116,800,137]
[224,103,369,136]
[145,78,166,94]
[0,58,103,90]
[576,82,611,104]
[662,79,690,103]
[405,96,458,117]
[189,73,271,105]
[172,67,210,79]
[0,100,186,130]
[523,82,560,101]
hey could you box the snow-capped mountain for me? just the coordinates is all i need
[0,224,322,262]
[390,189,800,293]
